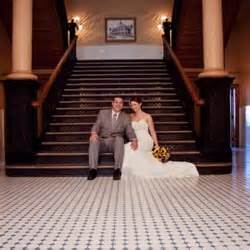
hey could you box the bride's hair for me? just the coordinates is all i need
[129,96,142,104]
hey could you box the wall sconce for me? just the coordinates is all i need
[78,24,83,31]
[161,16,168,23]
[72,16,80,23]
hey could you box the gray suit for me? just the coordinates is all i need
[89,109,136,169]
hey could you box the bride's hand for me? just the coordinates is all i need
[130,139,138,151]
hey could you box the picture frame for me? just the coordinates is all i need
[105,17,136,42]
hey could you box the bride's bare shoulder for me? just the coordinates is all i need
[143,112,152,121]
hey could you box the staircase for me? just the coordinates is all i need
[31,59,200,173]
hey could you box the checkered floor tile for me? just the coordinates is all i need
[1,169,250,249]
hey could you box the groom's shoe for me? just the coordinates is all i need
[87,169,97,180]
[113,169,121,180]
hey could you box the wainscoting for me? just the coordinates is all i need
[76,45,163,60]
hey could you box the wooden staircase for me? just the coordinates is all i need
[23,59,199,174]
[6,59,234,176]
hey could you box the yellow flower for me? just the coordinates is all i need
[152,145,171,163]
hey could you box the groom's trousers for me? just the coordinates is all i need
[89,136,124,169]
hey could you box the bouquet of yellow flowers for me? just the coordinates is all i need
[152,146,171,163]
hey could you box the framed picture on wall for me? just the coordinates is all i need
[105,17,136,42]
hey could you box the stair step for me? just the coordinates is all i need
[42,140,196,145]
[54,110,184,117]
[6,164,112,168]
[46,130,193,136]
[62,93,177,98]
[63,87,175,92]
[72,69,168,73]
[59,99,180,104]
[36,155,199,165]
[6,162,232,176]
[46,130,192,135]
[37,152,87,156]
[43,142,87,145]
[52,113,186,122]
[35,150,200,164]
[47,121,190,132]
[55,106,182,111]
[51,117,190,131]
[65,82,173,87]
[73,65,167,70]
[44,130,194,141]
[59,96,180,105]
[59,102,181,108]
[60,98,180,103]
[37,151,199,157]
[53,113,184,118]
[49,120,188,126]
[47,131,89,135]
[40,140,197,151]
[52,118,189,123]
[67,77,172,83]
[35,152,115,165]
[70,73,170,78]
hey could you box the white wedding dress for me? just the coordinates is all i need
[122,119,199,178]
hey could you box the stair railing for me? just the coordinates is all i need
[32,37,77,137]
[162,36,204,136]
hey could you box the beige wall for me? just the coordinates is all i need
[225,0,250,146]
[65,0,173,45]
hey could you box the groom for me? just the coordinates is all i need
[88,96,138,180]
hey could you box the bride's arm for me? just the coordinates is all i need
[147,115,160,148]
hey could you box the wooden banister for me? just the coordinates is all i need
[163,36,204,106]
[32,37,77,108]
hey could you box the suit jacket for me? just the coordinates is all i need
[91,109,136,141]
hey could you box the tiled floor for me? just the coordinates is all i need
[0,149,250,249]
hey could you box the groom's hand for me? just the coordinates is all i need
[90,132,99,142]
[130,139,138,151]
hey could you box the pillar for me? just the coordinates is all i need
[197,0,233,171]
[5,0,38,164]
[199,0,227,77]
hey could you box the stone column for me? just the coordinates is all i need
[5,0,38,164]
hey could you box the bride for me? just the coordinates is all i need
[122,97,199,178]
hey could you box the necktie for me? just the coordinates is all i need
[112,113,118,127]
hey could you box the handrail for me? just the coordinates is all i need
[163,36,204,106]
[32,37,77,108]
